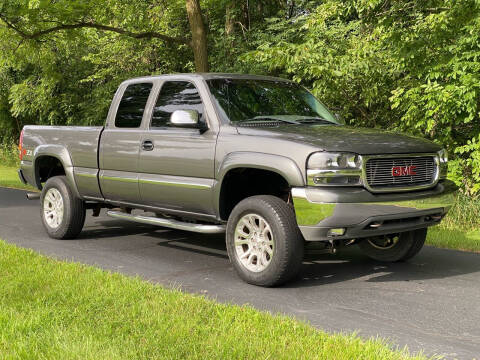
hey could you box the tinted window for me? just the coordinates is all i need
[151,81,205,128]
[207,79,338,125]
[115,83,153,128]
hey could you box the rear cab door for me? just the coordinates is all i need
[99,80,156,203]
[137,76,219,216]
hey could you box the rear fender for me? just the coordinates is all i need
[33,145,81,198]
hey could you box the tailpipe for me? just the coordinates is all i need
[26,192,40,200]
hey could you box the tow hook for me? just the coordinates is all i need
[328,239,337,254]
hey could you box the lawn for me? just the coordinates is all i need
[0,240,428,360]
[0,165,36,191]
[427,226,480,253]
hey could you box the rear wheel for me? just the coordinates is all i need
[358,228,427,262]
[40,176,86,239]
[226,195,304,287]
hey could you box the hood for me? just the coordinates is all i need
[235,124,441,155]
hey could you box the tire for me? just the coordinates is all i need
[40,176,86,239]
[358,228,427,262]
[400,228,427,261]
[226,195,304,287]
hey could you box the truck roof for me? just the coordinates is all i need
[125,73,293,84]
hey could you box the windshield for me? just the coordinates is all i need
[207,78,340,125]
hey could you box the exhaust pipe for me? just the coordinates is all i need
[26,192,40,200]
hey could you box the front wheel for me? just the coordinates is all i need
[226,195,304,287]
[40,176,86,239]
[358,228,427,262]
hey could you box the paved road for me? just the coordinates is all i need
[1,187,479,359]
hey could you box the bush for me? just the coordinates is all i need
[0,142,19,167]
[240,0,480,196]
[441,193,480,231]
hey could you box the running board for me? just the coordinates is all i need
[106,210,226,234]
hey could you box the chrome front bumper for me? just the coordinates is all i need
[292,180,457,241]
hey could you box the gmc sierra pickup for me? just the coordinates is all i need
[18,73,456,286]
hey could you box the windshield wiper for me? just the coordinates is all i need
[240,116,300,125]
[295,117,337,125]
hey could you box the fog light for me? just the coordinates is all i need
[327,228,346,237]
[313,175,361,185]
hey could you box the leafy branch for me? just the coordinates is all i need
[0,14,191,46]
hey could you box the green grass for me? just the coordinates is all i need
[425,193,480,252]
[0,165,35,190]
[0,142,35,190]
[0,240,428,360]
[438,192,480,231]
[427,226,480,253]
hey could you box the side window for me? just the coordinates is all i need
[151,81,205,128]
[115,83,153,128]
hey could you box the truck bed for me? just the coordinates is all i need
[21,126,104,197]
[22,125,103,169]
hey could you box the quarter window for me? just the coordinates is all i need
[151,81,205,128]
[115,83,153,128]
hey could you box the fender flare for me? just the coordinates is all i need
[33,145,81,198]
[214,152,305,217]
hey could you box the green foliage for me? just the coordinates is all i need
[0,142,18,167]
[0,0,192,128]
[440,192,480,231]
[239,0,480,195]
[453,136,480,196]
[0,0,479,194]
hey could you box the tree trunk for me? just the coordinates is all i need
[186,0,209,72]
[242,0,250,30]
[225,0,236,36]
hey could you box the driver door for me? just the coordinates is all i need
[137,80,217,215]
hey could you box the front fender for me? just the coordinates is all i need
[33,145,80,198]
[213,151,305,217]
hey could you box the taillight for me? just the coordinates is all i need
[19,129,25,160]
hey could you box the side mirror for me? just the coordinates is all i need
[168,110,205,129]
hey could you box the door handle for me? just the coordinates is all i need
[142,140,154,151]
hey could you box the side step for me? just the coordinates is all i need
[106,210,226,234]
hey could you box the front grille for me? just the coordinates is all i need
[365,156,436,189]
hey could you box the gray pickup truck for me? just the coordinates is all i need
[18,73,456,286]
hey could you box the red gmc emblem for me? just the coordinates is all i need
[392,165,417,177]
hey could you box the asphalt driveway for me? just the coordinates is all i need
[1,187,479,359]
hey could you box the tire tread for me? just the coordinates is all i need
[226,195,303,287]
[40,176,86,240]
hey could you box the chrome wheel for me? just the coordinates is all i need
[43,188,64,229]
[234,213,274,273]
[367,234,400,250]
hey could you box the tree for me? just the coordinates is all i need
[0,0,479,194]
[0,0,209,72]
[186,0,209,72]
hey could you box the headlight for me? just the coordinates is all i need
[307,152,363,186]
[438,148,448,163]
[437,149,448,179]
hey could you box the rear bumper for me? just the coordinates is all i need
[18,169,27,184]
[292,180,457,241]
[18,160,35,187]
